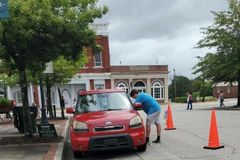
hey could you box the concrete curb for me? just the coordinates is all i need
[54,118,70,160]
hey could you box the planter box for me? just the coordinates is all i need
[0,104,14,113]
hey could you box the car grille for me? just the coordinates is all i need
[94,125,124,132]
[89,134,133,151]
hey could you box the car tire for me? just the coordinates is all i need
[73,151,84,158]
[137,143,147,152]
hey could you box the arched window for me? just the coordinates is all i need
[134,81,146,93]
[62,89,71,106]
[115,81,129,94]
[151,81,164,99]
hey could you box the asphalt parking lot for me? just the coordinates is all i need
[64,99,240,160]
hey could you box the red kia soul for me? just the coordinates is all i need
[66,89,146,158]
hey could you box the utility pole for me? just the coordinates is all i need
[173,69,177,99]
[39,77,48,124]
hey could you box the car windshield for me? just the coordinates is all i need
[75,92,132,113]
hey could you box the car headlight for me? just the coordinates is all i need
[129,115,142,128]
[72,120,88,132]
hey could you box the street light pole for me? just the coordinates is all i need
[39,61,53,124]
[39,77,48,124]
[173,69,177,99]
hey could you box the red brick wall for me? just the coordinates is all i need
[110,65,168,72]
[105,79,111,89]
[213,86,238,98]
[80,35,110,73]
[90,79,94,90]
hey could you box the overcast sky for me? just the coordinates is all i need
[97,0,228,79]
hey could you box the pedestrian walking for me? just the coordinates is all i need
[130,89,161,144]
[219,91,225,107]
[186,92,193,110]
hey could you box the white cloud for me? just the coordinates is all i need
[98,0,228,78]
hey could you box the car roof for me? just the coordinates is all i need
[79,89,125,95]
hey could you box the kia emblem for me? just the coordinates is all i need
[105,121,112,126]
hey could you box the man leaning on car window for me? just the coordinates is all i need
[130,89,161,144]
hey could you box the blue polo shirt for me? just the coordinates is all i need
[135,92,161,115]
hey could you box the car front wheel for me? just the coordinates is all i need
[73,151,84,158]
[137,143,147,152]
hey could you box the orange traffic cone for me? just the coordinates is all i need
[165,103,176,130]
[203,110,224,149]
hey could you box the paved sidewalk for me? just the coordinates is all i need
[0,115,69,160]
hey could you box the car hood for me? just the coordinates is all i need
[74,110,138,126]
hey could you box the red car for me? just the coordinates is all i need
[66,89,146,158]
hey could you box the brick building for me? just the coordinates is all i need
[6,23,169,107]
[212,82,238,98]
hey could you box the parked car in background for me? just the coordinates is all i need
[66,89,146,158]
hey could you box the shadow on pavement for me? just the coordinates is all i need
[199,106,240,111]
[64,137,139,160]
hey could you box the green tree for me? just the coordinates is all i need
[45,54,88,118]
[191,77,213,102]
[195,0,240,106]
[169,75,192,99]
[0,0,108,136]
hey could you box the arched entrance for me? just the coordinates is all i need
[134,81,146,93]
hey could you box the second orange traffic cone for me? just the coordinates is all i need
[203,110,224,150]
[165,103,176,130]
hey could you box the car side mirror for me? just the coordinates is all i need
[133,103,142,110]
[66,107,75,114]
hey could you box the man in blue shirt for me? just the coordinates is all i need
[130,89,161,143]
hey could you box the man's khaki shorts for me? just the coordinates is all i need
[146,111,161,125]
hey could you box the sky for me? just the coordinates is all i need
[97,0,228,79]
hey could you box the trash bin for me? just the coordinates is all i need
[13,106,38,133]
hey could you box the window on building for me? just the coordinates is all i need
[115,81,129,94]
[78,84,86,92]
[15,91,22,105]
[94,80,105,90]
[134,81,146,93]
[95,84,105,90]
[94,52,102,67]
[151,81,164,99]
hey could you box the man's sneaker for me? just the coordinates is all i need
[152,139,161,143]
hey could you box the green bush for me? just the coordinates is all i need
[174,96,187,103]
[205,96,217,101]
[174,93,198,103]
[0,97,11,106]
[192,92,199,102]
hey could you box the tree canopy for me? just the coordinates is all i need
[0,0,108,136]
[194,0,240,106]
[169,75,192,99]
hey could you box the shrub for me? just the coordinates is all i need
[174,96,187,103]
[0,97,11,106]
[205,96,217,101]
[192,92,199,102]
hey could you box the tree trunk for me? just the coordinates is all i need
[202,96,205,102]
[201,78,205,102]
[19,69,33,137]
[46,75,53,118]
[237,79,240,107]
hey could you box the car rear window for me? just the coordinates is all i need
[75,92,132,113]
